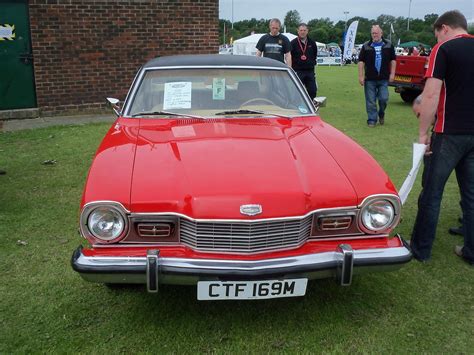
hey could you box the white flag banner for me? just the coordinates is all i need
[343,20,359,62]
[398,143,427,205]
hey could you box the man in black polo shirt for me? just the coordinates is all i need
[358,25,396,127]
[256,18,291,66]
[291,23,318,99]
[410,10,474,266]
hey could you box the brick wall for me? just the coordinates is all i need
[29,0,219,115]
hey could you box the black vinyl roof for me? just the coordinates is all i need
[143,54,289,69]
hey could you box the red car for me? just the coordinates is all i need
[72,55,411,300]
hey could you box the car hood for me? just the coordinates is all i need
[130,117,358,218]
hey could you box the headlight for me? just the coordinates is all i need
[360,199,396,233]
[80,202,128,243]
[88,207,125,240]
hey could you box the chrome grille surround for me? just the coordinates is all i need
[137,223,172,237]
[318,216,353,231]
[180,215,313,254]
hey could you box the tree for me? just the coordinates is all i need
[409,19,425,33]
[308,18,333,28]
[311,28,329,43]
[424,13,439,26]
[220,11,449,46]
[284,10,302,33]
[375,14,396,30]
[400,29,417,42]
[417,31,436,46]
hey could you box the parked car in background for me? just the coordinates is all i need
[389,55,429,102]
[218,45,233,55]
[72,55,411,300]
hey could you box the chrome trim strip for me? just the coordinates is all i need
[358,193,402,208]
[309,233,387,241]
[144,65,291,71]
[91,233,388,249]
[82,201,131,213]
[121,66,142,116]
[73,235,412,285]
[122,68,146,115]
[129,205,358,223]
[82,200,358,224]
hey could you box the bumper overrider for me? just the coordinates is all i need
[72,235,412,293]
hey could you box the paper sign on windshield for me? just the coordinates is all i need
[213,78,225,100]
[163,82,192,110]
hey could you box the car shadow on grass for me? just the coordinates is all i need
[100,274,396,323]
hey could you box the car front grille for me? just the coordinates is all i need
[179,215,313,253]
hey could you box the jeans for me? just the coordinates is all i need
[364,80,388,124]
[296,70,317,99]
[411,133,474,264]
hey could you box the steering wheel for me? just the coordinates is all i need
[239,97,276,108]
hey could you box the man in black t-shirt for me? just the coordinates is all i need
[410,10,474,266]
[291,23,318,99]
[256,18,291,65]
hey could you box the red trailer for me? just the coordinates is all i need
[389,55,429,102]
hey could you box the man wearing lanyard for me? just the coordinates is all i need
[290,23,318,99]
[358,25,396,127]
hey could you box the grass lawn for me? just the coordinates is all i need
[0,65,473,353]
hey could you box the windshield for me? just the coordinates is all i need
[127,68,312,118]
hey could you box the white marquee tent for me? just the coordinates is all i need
[232,33,326,56]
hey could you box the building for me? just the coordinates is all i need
[0,0,219,118]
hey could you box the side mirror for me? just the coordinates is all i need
[106,97,121,116]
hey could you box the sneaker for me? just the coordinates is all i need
[367,123,376,128]
[454,245,463,257]
[379,115,385,125]
[448,226,463,236]
[454,245,474,265]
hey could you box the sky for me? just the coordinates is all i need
[219,0,474,24]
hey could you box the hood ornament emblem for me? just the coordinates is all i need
[240,204,262,216]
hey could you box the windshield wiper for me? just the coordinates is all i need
[131,110,205,120]
[215,109,291,119]
[215,109,264,115]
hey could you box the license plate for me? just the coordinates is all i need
[197,279,308,300]
[394,75,412,82]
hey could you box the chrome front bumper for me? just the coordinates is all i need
[72,236,412,292]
